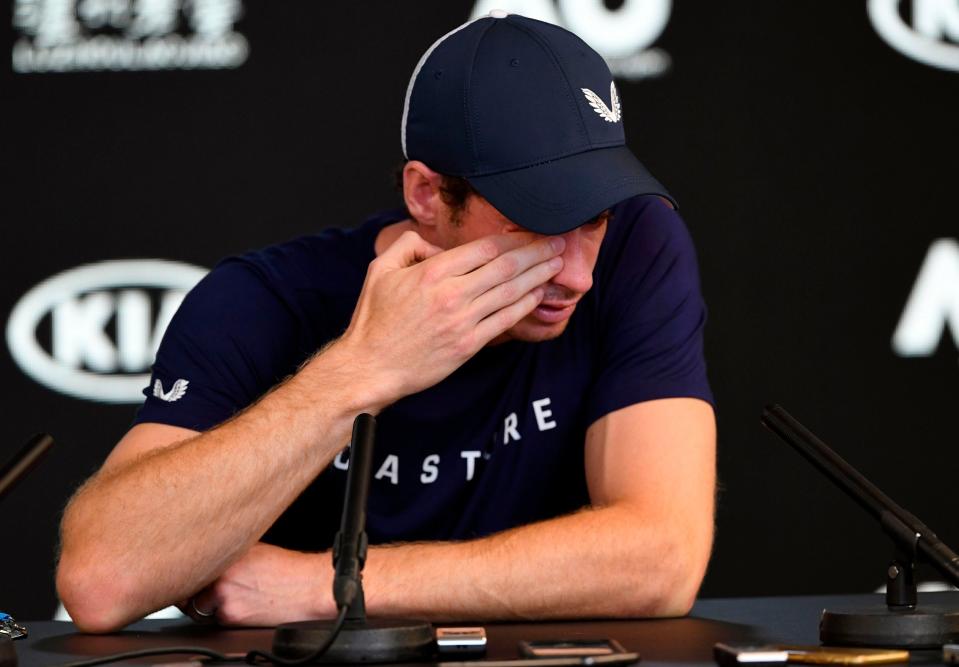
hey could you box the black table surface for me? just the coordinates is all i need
[9,592,958,667]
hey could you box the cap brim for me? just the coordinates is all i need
[467,146,675,234]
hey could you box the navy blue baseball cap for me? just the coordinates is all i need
[401,10,675,235]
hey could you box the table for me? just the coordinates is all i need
[11,593,958,667]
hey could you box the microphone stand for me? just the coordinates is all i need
[271,414,434,662]
[1,433,55,667]
[0,434,54,503]
[762,405,959,648]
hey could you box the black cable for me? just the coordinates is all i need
[51,605,351,667]
[244,604,350,665]
[54,645,233,666]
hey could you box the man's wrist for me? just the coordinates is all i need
[300,337,402,416]
[305,550,338,618]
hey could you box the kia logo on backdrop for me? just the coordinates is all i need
[6,260,207,403]
[868,0,959,72]
[893,239,959,358]
[12,0,248,73]
[469,0,672,80]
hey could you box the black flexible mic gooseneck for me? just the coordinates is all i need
[271,414,434,663]
[0,433,54,503]
[762,405,959,588]
[762,404,959,647]
[330,413,375,620]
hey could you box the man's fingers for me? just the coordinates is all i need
[379,230,444,269]
[470,255,563,321]
[427,232,546,277]
[462,236,564,300]
[473,287,545,343]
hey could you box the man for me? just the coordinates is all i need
[57,12,715,633]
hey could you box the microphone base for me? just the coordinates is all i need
[821,603,959,648]
[0,636,16,667]
[273,617,434,663]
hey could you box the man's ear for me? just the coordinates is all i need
[403,161,445,229]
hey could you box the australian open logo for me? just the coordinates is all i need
[6,259,207,403]
[12,0,249,73]
[868,0,959,72]
[893,239,959,360]
[470,0,672,80]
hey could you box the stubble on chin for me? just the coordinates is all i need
[503,315,571,343]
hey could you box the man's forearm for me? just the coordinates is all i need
[361,501,711,620]
[57,341,389,632]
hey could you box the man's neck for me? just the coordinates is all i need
[374,219,417,256]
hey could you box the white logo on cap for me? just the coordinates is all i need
[581,82,621,123]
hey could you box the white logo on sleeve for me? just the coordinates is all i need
[153,378,189,402]
[582,82,622,123]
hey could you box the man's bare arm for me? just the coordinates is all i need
[193,397,716,624]
[57,230,565,633]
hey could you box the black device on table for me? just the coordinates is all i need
[714,642,910,666]
[520,639,629,658]
[445,640,639,667]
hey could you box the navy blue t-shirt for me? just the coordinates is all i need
[135,195,712,552]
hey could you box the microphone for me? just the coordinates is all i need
[762,405,959,588]
[762,405,959,647]
[271,415,434,663]
[331,413,375,619]
[0,433,54,503]
[1,433,54,667]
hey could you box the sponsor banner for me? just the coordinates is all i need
[469,0,672,80]
[12,0,249,73]
[6,259,207,403]
[869,0,959,71]
[893,239,959,357]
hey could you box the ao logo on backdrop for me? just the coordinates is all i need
[470,0,672,80]
[6,260,207,403]
[893,239,959,360]
[12,0,248,73]
[868,0,959,71]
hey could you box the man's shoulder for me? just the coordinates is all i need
[166,208,409,346]
[206,208,406,297]
[599,194,699,280]
[232,211,391,284]
[608,194,689,245]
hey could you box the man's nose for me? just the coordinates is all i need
[551,229,593,295]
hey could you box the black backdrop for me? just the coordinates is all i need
[3,1,958,619]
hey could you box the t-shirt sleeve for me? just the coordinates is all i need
[134,258,305,432]
[586,198,713,426]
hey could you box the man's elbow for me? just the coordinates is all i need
[57,551,140,633]
[619,536,710,618]
[654,539,710,617]
[652,573,701,617]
